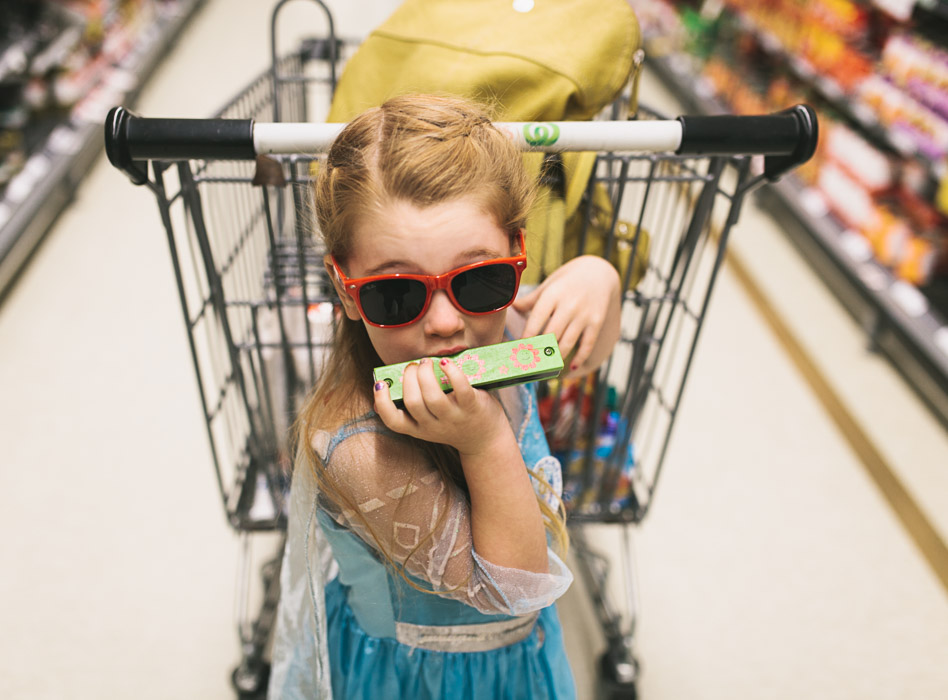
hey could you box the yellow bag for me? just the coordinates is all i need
[328,0,646,285]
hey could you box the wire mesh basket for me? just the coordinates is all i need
[103,5,816,694]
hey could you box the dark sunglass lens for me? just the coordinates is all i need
[359,279,428,325]
[451,264,517,313]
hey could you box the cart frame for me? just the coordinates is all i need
[104,2,816,696]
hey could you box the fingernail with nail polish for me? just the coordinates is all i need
[374,381,386,392]
[440,358,450,367]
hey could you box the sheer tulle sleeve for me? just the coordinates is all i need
[318,422,572,616]
[268,462,334,699]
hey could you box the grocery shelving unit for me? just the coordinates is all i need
[0,0,206,302]
[730,7,946,185]
[640,0,948,428]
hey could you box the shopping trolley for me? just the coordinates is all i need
[104,3,816,696]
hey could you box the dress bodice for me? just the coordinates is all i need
[314,382,569,637]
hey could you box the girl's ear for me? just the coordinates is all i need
[323,255,362,322]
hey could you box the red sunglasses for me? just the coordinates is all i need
[332,231,527,328]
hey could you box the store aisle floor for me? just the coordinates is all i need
[1,2,946,699]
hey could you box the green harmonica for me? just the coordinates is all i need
[373,334,563,406]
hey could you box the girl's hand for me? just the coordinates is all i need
[376,355,548,574]
[513,255,622,376]
[374,357,509,456]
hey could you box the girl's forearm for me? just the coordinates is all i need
[459,431,549,574]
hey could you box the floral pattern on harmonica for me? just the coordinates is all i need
[373,334,563,405]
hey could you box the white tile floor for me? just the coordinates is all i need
[2,2,947,699]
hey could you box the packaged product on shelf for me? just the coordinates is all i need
[0,127,26,190]
[723,0,875,90]
[888,187,948,285]
[817,160,910,265]
[938,173,948,217]
[52,0,152,110]
[631,0,948,297]
[858,74,948,162]
[896,233,946,285]
[0,31,29,188]
[824,122,895,192]
[880,33,948,122]
[816,142,948,285]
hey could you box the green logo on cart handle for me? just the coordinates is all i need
[523,122,560,147]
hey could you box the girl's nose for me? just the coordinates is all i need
[423,289,465,337]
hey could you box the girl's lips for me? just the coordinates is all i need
[434,346,466,357]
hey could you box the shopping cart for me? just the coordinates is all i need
[104,3,816,697]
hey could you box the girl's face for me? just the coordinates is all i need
[332,197,514,366]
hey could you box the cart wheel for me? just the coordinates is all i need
[231,660,270,699]
[598,648,639,700]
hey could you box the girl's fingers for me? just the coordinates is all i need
[438,357,477,409]
[400,362,435,423]
[525,298,561,340]
[373,378,417,435]
[520,311,543,340]
[574,327,599,371]
[512,285,540,313]
[557,319,582,367]
[538,301,603,372]
[373,377,395,419]
[563,319,598,373]
[518,286,554,339]
[416,358,451,415]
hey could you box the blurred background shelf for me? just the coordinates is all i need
[649,49,948,427]
[0,0,206,302]
[636,0,948,428]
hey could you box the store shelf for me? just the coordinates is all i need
[730,9,945,183]
[0,0,206,302]
[649,50,948,427]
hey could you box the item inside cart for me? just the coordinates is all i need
[540,377,639,514]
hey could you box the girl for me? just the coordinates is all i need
[269,94,622,699]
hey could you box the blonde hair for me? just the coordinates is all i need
[295,94,567,591]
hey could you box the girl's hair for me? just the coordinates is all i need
[294,94,568,590]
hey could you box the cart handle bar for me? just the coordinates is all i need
[105,104,817,185]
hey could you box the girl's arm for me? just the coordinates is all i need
[513,255,622,378]
[320,367,572,614]
[375,358,549,574]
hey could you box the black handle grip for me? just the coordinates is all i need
[105,106,255,183]
[677,104,818,181]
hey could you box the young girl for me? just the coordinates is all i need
[269,94,622,699]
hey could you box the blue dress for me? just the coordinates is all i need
[269,382,575,699]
